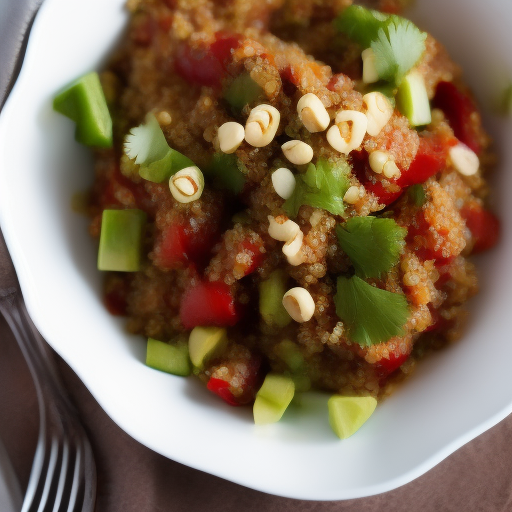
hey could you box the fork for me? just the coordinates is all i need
[0,230,97,512]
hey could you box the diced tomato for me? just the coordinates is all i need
[375,351,410,379]
[238,239,265,277]
[207,378,239,406]
[174,34,241,89]
[351,151,403,206]
[207,354,262,406]
[364,180,403,206]
[210,33,242,66]
[396,136,450,188]
[180,281,239,329]
[155,223,188,268]
[433,81,482,154]
[461,204,500,254]
[154,216,220,270]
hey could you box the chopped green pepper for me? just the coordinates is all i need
[98,209,146,272]
[53,72,113,148]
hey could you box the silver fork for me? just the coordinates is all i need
[0,230,96,512]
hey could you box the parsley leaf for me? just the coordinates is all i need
[336,217,406,279]
[284,158,350,218]
[371,21,427,86]
[334,5,427,86]
[124,113,195,183]
[335,276,409,347]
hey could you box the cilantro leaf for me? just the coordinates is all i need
[334,5,390,49]
[336,216,406,279]
[334,5,427,86]
[284,158,350,218]
[371,20,427,86]
[335,276,409,347]
[124,113,194,183]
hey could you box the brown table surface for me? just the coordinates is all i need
[1,311,512,512]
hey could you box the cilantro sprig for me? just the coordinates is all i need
[124,113,194,183]
[335,276,409,348]
[334,5,427,86]
[336,217,407,279]
[284,158,350,218]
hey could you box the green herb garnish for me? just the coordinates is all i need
[207,153,246,194]
[284,158,350,218]
[124,113,194,183]
[336,216,406,279]
[408,184,426,207]
[224,72,264,114]
[335,276,409,347]
[334,6,427,87]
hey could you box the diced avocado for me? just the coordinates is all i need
[328,395,377,440]
[253,374,295,425]
[98,209,146,272]
[53,72,113,148]
[224,72,263,114]
[259,270,292,328]
[146,338,191,376]
[207,153,246,194]
[397,71,431,127]
[188,327,228,369]
[274,339,304,372]
[138,148,195,183]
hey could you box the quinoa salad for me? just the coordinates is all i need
[54,0,500,436]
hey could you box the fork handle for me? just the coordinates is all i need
[0,289,71,410]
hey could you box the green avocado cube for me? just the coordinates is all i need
[53,72,113,148]
[259,270,291,328]
[328,395,377,440]
[253,374,295,425]
[146,338,191,377]
[98,209,146,272]
[397,70,432,127]
[188,327,228,369]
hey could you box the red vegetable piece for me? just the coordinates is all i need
[396,136,449,188]
[238,239,265,277]
[364,180,403,206]
[461,204,500,254]
[174,44,224,88]
[433,81,482,154]
[174,34,241,89]
[155,223,188,268]
[375,351,410,379]
[207,378,240,406]
[180,281,239,329]
[210,33,242,66]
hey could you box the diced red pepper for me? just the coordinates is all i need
[433,81,482,154]
[237,239,265,277]
[280,66,299,96]
[155,223,188,268]
[364,180,403,206]
[180,281,239,329]
[207,378,240,406]
[396,136,450,188]
[461,204,500,254]
[174,34,241,89]
[375,351,410,379]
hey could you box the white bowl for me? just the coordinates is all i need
[0,0,511,501]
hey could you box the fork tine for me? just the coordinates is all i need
[36,435,63,512]
[51,438,70,512]
[66,437,85,512]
